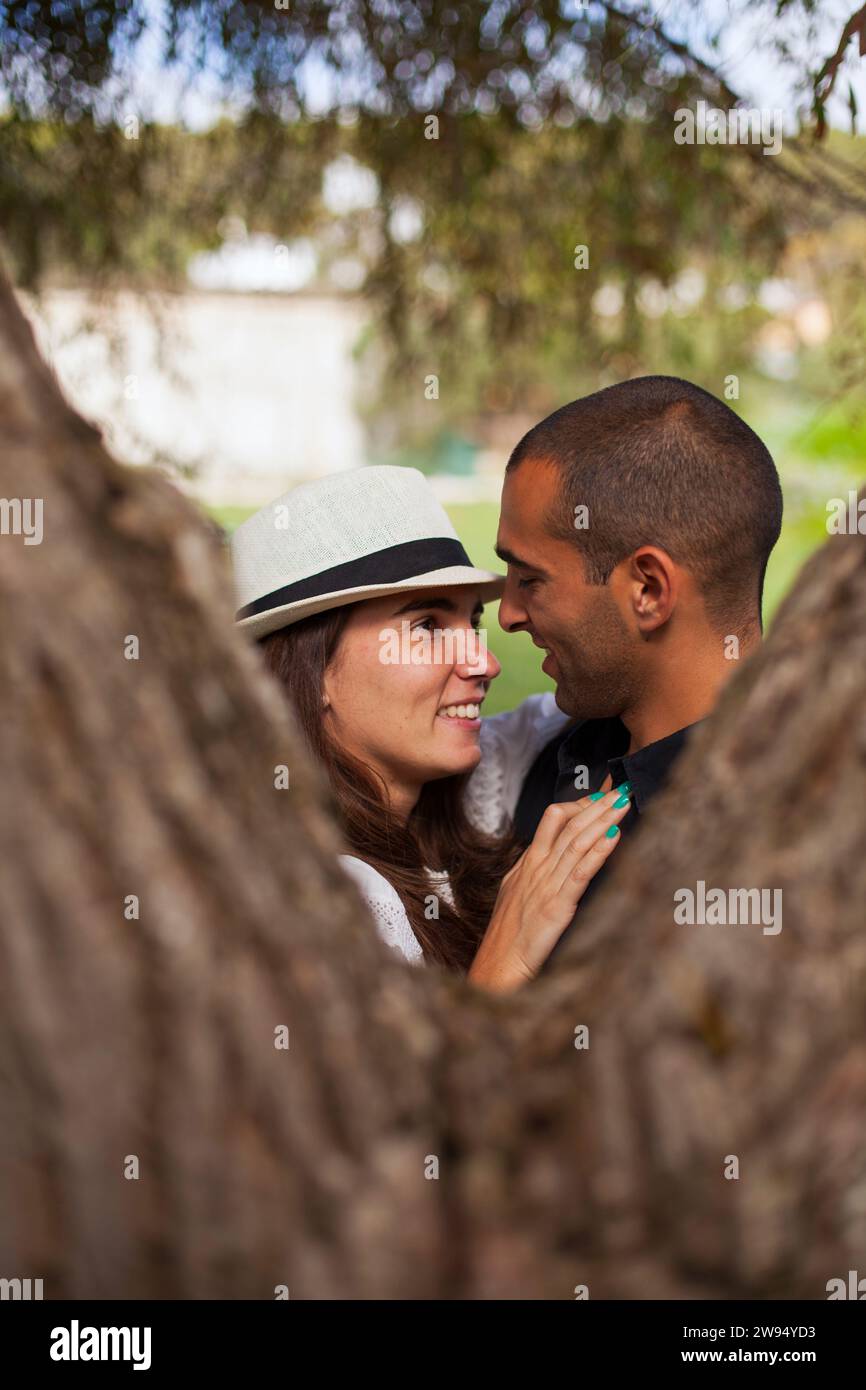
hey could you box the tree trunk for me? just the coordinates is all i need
[0,272,864,1300]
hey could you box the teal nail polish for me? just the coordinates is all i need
[589,790,605,801]
[617,781,632,793]
[613,793,630,808]
[605,824,619,838]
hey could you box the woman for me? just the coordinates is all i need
[231,465,629,990]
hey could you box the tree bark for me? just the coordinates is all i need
[0,270,864,1300]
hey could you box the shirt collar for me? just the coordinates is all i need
[612,723,698,811]
[557,717,701,812]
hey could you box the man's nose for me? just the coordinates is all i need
[497,576,528,633]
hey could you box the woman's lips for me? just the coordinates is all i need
[436,714,481,730]
[437,700,482,730]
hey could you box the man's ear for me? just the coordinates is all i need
[622,546,679,634]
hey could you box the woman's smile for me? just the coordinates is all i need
[436,699,484,731]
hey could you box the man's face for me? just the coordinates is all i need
[496,457,642,719]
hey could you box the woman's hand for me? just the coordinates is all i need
[468,787,631,993]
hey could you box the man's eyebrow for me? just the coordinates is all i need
[494,543,547,575]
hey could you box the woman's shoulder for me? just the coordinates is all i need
[479,691,570,748]
[465,693,572,836]
[339,855,424,964]
[339,854,396,898]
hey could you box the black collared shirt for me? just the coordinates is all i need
[513,717,699,965]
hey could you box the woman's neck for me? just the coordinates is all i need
[387,779,421,823]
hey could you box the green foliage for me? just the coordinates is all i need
[791,398,866,465]
[0,113,335,288]
[3,2,866,472]
[350,109,787,435]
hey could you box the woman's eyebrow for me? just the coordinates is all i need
[393,595,458,616]
[392,596,485,621]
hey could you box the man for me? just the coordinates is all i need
[495,375,783,959]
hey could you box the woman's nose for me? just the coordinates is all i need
[455,628,500,681]
[484,646,502,680]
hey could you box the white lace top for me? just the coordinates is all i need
[339,694,570,964]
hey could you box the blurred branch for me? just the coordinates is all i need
[813,3,866,135]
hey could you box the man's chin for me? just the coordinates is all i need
[553,683,579,717]
[552,676,605,721]
[554,681,627,724]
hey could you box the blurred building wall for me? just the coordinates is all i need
[21,288,369,505]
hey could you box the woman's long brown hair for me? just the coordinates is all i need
[260,606,520,972]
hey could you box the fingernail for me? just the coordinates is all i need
[589,790,605,801]
[605,824,620,838]
[617,781,632,793]
[613,794,630,808]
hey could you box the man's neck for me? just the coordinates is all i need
[621,626,760,754]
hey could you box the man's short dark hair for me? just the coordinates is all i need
[506,375,783,631]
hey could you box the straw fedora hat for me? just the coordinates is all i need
[231,465,505,641]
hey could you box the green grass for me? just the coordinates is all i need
[214,494,833,715]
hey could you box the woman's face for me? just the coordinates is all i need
[323,587,501,812]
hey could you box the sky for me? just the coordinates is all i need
[691,0,866,122]
[116,0,866,133]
